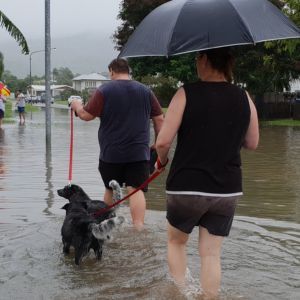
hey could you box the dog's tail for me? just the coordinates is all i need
[90,216,125,240]
[109,180,122,203]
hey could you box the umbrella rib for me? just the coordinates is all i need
[166,0,192,57]
[227,0,255,43]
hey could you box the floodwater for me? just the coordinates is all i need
[0,108,299,300]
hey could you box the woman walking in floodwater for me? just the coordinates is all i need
[155,47,259,298]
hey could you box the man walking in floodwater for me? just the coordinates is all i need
[69,58,164,230]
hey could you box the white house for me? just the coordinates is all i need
[290,79,300,92]
[72,73,110,92]
[28,85,73,98]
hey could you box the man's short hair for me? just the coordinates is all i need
[108,58,130,74]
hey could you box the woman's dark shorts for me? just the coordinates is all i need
[0,109,4,119]
[99,160,150,192]
[18,107,25,113]
[166,194,239,236]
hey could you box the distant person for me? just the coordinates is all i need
[15,90,26,124]
[0,95,6,128]
[69,58,164,230]
[155,48,259,298]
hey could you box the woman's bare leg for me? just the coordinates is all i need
[199,226,224,298]
[167,222,189,285]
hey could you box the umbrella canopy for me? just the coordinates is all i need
[119,0,300,58]
[0,82,10,97]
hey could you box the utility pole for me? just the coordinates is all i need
[45,0,51,146]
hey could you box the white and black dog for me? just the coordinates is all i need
[58,180,124,265]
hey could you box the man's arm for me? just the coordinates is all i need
[70,101,96,121]
[152,114,164,142]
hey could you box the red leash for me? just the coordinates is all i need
[68,109,74,185]
[93,170,162,218]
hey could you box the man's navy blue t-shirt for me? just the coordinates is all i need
[84,80,162,163]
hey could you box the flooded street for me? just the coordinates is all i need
[0,108,299,299]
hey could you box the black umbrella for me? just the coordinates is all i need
[119,0,300,58]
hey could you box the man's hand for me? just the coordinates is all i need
[68,96,83,106]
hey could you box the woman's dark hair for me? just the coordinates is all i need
[200,47,234,82]
[108,58,130,74]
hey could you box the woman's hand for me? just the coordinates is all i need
[155,157,169,172]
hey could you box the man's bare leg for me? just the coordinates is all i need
[104,188,113,205]
[127,187,145,230]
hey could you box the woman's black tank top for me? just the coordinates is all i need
[166,81,250,197]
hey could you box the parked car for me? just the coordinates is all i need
[25,96,41,104]
[40,94,54,104]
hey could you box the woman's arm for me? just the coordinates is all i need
[155,87,186,166]
[243,92,259,150]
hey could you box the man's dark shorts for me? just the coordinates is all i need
[166,194,239,236]
[0,109,4,119]
[99,160,150,192]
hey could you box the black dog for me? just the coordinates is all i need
[58,180,124,265]
[61,201,103,265]
[61,201,124,265]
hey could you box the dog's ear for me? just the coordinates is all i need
[61,203,70,210]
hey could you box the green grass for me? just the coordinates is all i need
[55,100,68,105]
[2,101,14,123]
[260,119,300,127]
[3,101,13,118]
[25,103,39,112]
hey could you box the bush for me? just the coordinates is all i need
[60,88,81,102]
[141,75,178,107]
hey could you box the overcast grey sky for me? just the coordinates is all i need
[0,0,123,77]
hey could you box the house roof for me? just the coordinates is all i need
[72,73,110,81]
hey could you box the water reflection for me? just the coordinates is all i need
[0,128,6,192]
[44,144,54,216]
[0,110,299,299]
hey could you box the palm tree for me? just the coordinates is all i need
[0,52,3,79]
[0,10,29,54]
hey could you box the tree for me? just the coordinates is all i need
[2,70,29,93]
[0,10,29,79]
[0,10,29,55]
[52,67,74,86]
[114,0,169,50]
[0,52,3,80]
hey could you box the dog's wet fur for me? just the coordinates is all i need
[58,180,124,265]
